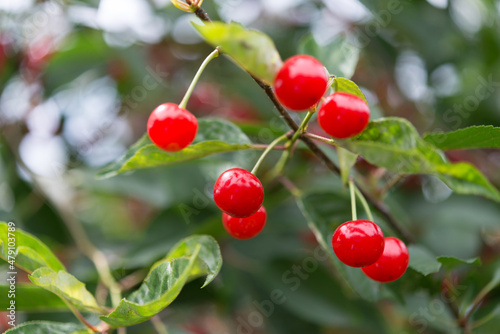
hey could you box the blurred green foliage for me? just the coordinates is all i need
[1,0,500,333]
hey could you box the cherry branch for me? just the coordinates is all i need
[192,7,414,244]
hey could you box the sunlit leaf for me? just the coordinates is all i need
[0,222,65,273]
[333,78,368,104]
[163,235,222,288]
[101,257,196,327]
[193,21,282,85]
[29,267,105,314]
[101,235,222,327]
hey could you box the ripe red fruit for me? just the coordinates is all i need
[274,55,328,111]
[362,237,409,283]
[147,103,198,152]
[332,220,385,267]
[222,206,267,239]
[213,168,264,218]
[318,92,370,139]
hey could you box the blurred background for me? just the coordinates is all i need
[1,0,500,333]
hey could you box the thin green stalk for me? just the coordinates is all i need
[270,149,290,179]
[179,48,220,109]
[251,133,288,175]
[270,111,315,177]
[349,180,357,221]
[288,111,315,146]
[92,251,122,308]
[4,132,122,310]
[151,316,169,334]
[462,276,500,323]
[63,300,98,332]
[303,132,337,146]
[354,185,374,222]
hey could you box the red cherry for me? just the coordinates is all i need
[332,220,385,267]
[222,206,267,239]
[147,103,198,152]
[362,237,409,283]
[213,168,264,218]
[274,55,328,111]
[318,92,370,139]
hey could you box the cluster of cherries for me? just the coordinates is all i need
[332,220,409,283]
[146,54,407,281]
[274,54,370,138]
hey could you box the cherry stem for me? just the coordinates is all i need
[354,184,374,222]
[251,133,289,175]
[302,132,338,146]
[251,144,287,151]
[270,111,315,178]
[64,300,99,332]
[288,110,315,146]
[179,48,220,109]
[350,180,357,221]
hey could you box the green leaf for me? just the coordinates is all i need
[101,235,220,328]
[424,125,500,150]
[29,267,105,314]
[0,284,68,312]
[5,321,92,334]
[408,245,441,276]
[96,119,252,179]
[193,21,282,86]
[298,34,359,79]
[0,222,65,273]
[163,235,222,288]
[339,118,500,202]
[296,192,382,301]
[337,147,358,186]
[437,256,481,270]
[333,78,368,104]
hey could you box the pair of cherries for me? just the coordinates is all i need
[332,220,409,283]
[275,54,370,139]
[214,168,267,240]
